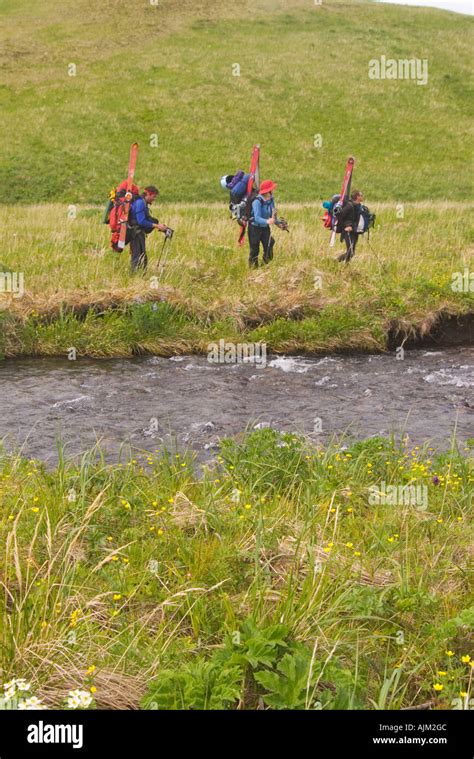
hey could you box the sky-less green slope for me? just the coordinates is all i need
[1,0,472,202]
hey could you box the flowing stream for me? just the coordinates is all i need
[0,347,473,464]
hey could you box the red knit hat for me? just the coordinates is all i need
[259,179,277,195]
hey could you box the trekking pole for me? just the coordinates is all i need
[160,238,172,272]
[156,227,174,269]
[348,234,356,262]
[157,227,175,278]
[157,237,168,269]
[265,231,273,263]
[366,238,384,273]
[268,213,290,257]
[264,211,276,263]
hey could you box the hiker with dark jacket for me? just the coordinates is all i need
[337,190,363,263]
[127,186,169,271]
[248,180,287,268]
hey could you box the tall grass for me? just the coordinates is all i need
[0,431,472,709]
[0,202,472,357]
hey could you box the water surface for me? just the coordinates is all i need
[0,347,472,463]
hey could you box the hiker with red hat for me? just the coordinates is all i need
[248,180,287,268]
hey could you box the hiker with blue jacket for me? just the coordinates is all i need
[248,180,287,268]
[127,186,169,271]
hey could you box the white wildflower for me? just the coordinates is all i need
[15,679,31,692]
[3,677,31,696]
[4,685,16,701]
[66,689,93,709]
[18,696,45,710]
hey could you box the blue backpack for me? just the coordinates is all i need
[356,204,376,235]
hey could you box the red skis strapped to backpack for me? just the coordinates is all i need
[328,156,354,247]
[106,143,139,252]
[109,179,140,251]
[238,144,260,245]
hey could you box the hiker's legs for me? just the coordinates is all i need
[248,225,261,268]
[262,229,274,264]
[337,233,347,262]
[338,232,357,263]
[347,232,358,261]
[130,231,147,271]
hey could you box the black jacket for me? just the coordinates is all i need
[336,200,361,232]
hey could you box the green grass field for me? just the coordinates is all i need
[1,431,472,710]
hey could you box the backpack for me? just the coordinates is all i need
[356,204,376,236]
[322,196,375,237]
[104,180,140,251]
[230,187,258,227]
[322,194,341,230]
[227,171,245,193]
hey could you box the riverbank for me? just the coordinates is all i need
[0,429,472,710]
[0,203,472,359]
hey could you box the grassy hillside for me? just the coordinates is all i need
[1,431,472,709]
[1,0,473,203]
